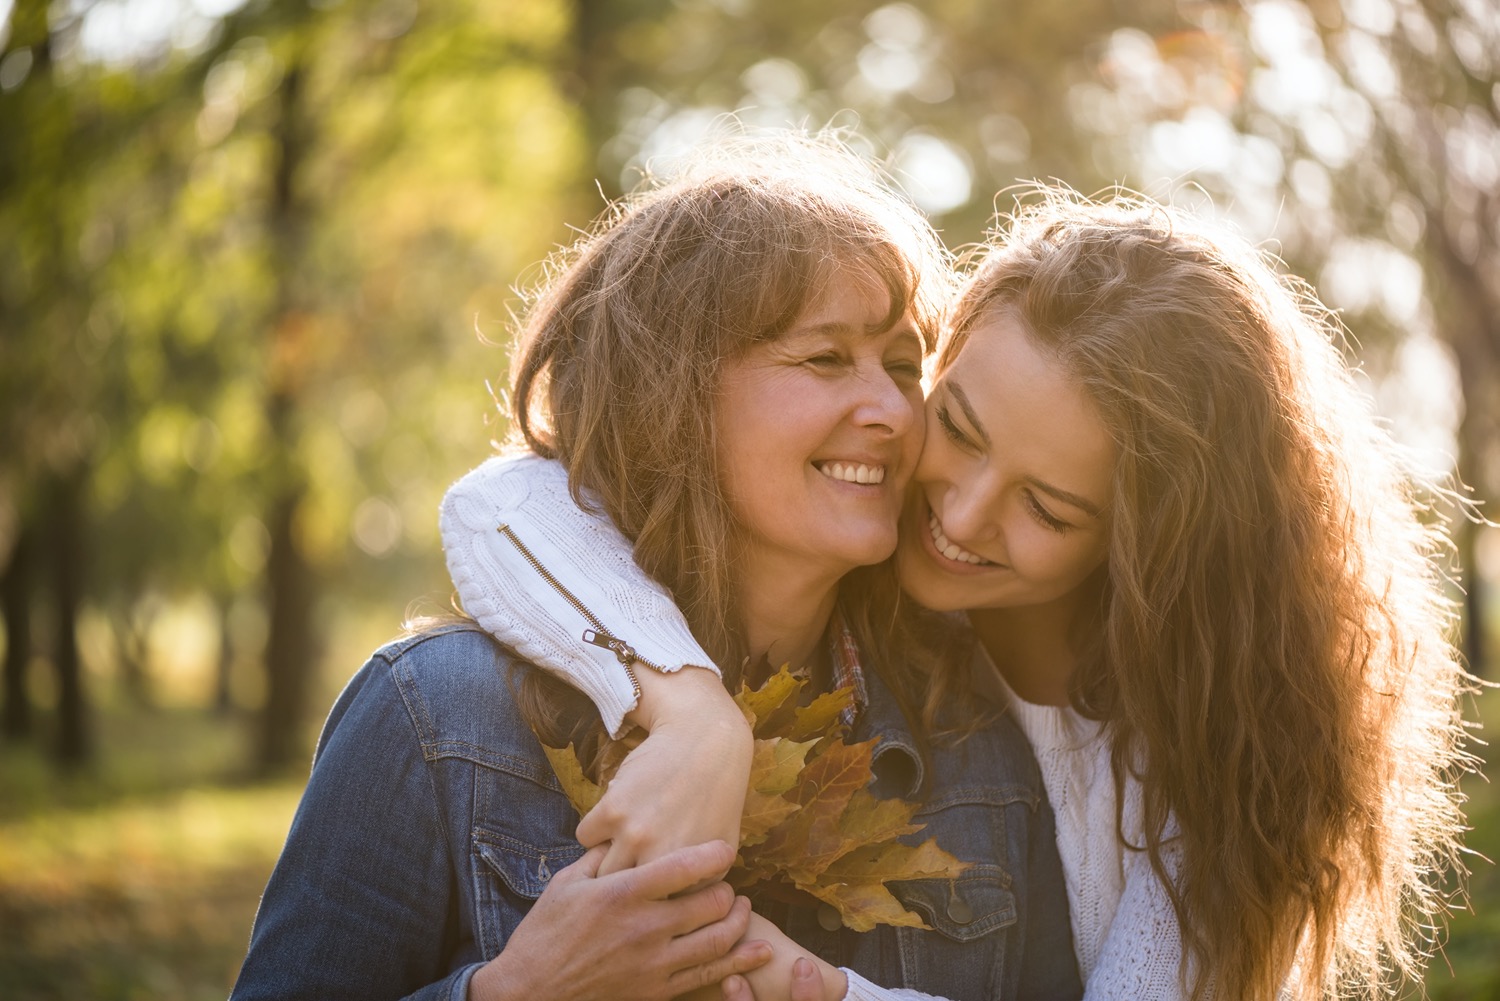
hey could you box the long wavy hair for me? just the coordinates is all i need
[509,134,957,746]
[937,190,1474,999]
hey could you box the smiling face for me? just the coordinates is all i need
[716,268,926,594]
[896,308,1116,613]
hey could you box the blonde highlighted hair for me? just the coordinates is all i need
[939,189,1474,999]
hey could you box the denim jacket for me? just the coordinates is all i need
[231,624,1082,1001]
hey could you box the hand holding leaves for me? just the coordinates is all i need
[543,667,968,932]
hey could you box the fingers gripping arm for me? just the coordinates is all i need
[468,842,773,1001]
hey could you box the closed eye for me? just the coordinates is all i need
[935,403,976,450]
[886,359,922,385]
[1024,491,1071,533]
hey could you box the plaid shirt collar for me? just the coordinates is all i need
[827,607,870,726]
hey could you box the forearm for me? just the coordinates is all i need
[442,453,752,870]
[629,655,745,730]
[441,452,722,736]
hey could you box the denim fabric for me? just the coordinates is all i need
[231,624,1081,1001]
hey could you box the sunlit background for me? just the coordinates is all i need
[2,0,1497,997]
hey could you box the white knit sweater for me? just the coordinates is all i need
[440,452,1195,1000]
[970,646,1193,999]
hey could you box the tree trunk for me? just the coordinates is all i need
[215,598,235,716]
[2,518,34,742]
[49,469,90,766]
[115,602,155,709]
[255,54,318,774]
[258,488,315,771]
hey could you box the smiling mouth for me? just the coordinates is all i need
[816,461,886,485]
[928,512,993,565]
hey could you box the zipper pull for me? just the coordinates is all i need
[582,629,639,666]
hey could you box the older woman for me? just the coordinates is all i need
[231,138,1080,1001]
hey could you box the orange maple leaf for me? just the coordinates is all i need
[543,666,970,930]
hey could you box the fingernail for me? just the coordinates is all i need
[794,958,814,980]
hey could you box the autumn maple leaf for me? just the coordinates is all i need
[541,666,970,931]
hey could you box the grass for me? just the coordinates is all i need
[0,707,302,1001]
[0,684,1496,1000]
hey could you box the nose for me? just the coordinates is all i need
[852,365,917,439]
[936,473,1000,545]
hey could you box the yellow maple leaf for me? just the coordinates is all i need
[541,742,603,816]
[543,665,970,930]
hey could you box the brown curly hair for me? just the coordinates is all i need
[935,189,1474,999]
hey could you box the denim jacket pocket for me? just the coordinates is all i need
[472,830,587,957]
[475,832,588,899]
[889,864,1017,942]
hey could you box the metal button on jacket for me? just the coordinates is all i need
[946,895,974,924]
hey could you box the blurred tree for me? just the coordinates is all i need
[1,0,105,764]
[1,0,1490,775]
[229,0,590,771]
[2,0,587,770]
[1070,0,1498,672]
[1,519,34,741]
[570,0,1495,668]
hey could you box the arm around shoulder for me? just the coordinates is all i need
[440,451,724,736]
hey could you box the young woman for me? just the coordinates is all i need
[232,139,1082,1001]
[447,190,1474,1000]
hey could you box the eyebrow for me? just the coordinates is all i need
[946,381,992,447]
[946,382,1105,520]
[792,320,921,341]
[1027,477,1104,519]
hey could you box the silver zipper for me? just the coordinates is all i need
[497,523,667,701]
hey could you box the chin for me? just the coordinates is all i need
[836,530,900,569]
[895,549,965,611]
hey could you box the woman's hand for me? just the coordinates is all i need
[467,840,772,1001]
[721,960,827,1001]
[578,666,754,875]
[718,913,847,1001]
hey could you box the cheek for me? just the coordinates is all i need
[913,421,957,485]
[1044,536,1108,588]
[896,402,926,482]
[1009,525,1087,583]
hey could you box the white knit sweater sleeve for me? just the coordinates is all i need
[439,452,718,737]
[841,970,945,1001]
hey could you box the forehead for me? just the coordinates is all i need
[941,312,1115,488]
[777,264,918,346]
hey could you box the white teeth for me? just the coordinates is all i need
[928,513,991,565]
[818,462,885,485]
